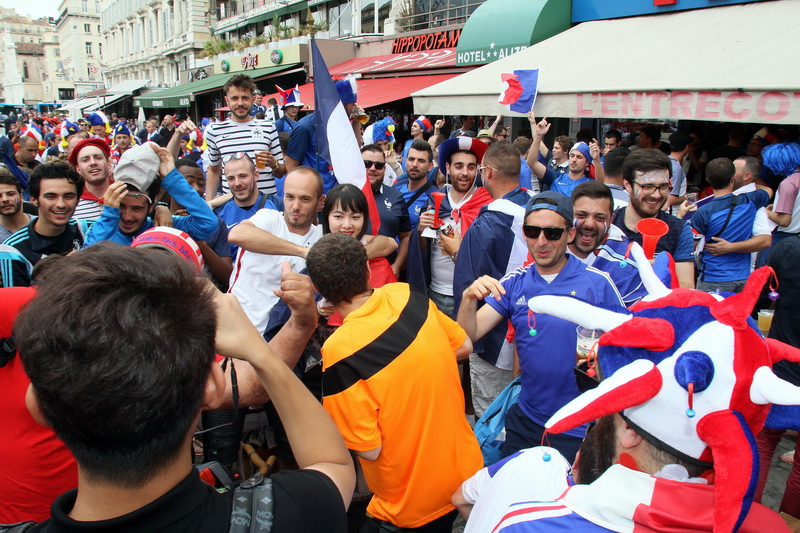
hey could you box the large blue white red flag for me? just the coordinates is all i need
[312,39,380,233]
[498,69,540,114]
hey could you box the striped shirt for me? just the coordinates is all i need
[204,118,284,196]
[74,198,103,220]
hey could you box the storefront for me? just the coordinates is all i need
[413,0,797,124]
[134,44,311,119]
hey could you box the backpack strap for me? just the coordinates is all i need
[229,473,275,533]
[407,181,435,207]
[256,192,269,211]
[700,195,740,281]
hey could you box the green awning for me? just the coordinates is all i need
[455,0,571,66]
[134,64,299,108]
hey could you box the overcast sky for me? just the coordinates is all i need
[1,0,63,21]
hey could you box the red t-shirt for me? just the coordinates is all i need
[0,287,78,522]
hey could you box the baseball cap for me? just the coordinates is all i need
[114,143,160,193]
[525,191,573,224]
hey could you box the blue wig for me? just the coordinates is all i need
[762,142,800,176]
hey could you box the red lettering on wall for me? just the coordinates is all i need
[670,91,694,118]
[619,93,643,117]
[756,92,790,121]
[723,93,751,120]
[600,93,619,116]
[577,94,594,116]
[391,29,461,53]
[647,92,669,116]
[695,91,721,119]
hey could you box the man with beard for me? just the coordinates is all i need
[408,138,491,317]
[110,121,134,167]
[363,144,411,278]
[69,138,113,219]
[612,149,695,288]
[393,139,441,229]
[0,170,32,242]
[457,191,623,453]
[83,143,216,247]
[227,166,325,335]
[13,136,40,175]
[568,181,655,306]
[1,162,89,287]
[205,75,285,201]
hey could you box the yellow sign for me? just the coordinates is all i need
[218,45,304,73]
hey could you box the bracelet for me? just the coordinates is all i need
[155,202,170,210]
[450,251,458,263]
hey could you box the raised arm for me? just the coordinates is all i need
[229,219,309,257]
[213,283,354,509]
[527,114,551,180]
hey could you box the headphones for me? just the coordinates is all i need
[0,336,16,368]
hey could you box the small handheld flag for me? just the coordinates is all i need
[499,69,540,113]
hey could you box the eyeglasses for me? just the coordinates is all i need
[222,152,253,164]
[522,225,568,240]
[478,164,497,173]
[363,160,386,170]
[633,181,671,194]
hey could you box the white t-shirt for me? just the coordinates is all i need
[229,209,322,334]
[735,182,774,272]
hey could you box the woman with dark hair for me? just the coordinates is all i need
[319,184,397,323]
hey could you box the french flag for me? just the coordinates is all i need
[312,39,381,233]
[498,69,540,114]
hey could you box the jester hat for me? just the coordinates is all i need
[87,111,112,134]
[276,85,303,108]
[529,243,800,533]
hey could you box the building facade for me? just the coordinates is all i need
[0,9,61,105]
[55,0,106,97]
[100,0,211,88]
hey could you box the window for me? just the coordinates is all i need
[85,42,92,55]
[55,48,60,56]
[22,61,29,79]
[84,23,90,32]
[96,0,100,13]
[97,25,101,33]
[82,0,88,13]
[87,66,92,77]
[98,42,103,57]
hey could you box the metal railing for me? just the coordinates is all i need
[393,0,484,33]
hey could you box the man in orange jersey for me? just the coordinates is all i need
[306,233,483,532]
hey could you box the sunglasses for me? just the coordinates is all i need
[363,160,386,170]
[522,225,568,240]
[222,152,253,164]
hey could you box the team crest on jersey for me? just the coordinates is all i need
[384,198,392,210]
[252,128,264,138]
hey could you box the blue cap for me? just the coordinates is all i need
[113,122,132,137]
[570,141,592,165]
[525,191,573,225]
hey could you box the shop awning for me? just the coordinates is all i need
[58,97,95,113]
[455,0,570,66]
[83,93,129,112]
[414,0,800,124]
[267,73,459,111]
[106,79,150,95]
[329,49,457,76]
[134,64,301,108]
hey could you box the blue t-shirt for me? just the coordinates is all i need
[285,113,336,193]
[485,256,624,437]
[691,189,770,282]
[393,181,436,229]
[371,185,411,239]
[274,116,297,134]
[541,167,591,197]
